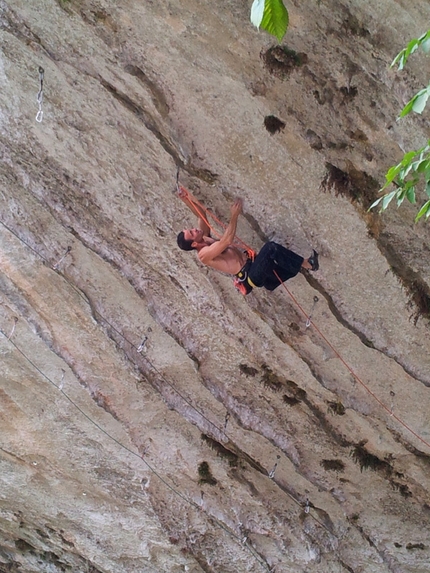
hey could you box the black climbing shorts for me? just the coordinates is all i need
[248,241,304,291]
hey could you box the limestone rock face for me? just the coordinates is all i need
[1,0,430,571]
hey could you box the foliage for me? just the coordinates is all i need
[371,141,430,221]
[390,30,430,70]
[370,30,430,221]
[251,0,289,42]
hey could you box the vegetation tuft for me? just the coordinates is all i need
[406,542,426,550]
[390,481,412,498]
[321,162,379,210]
[198,461,218,486]
[239,363,258,377]
[327,400,346,416]
[350,443,392,475]
[201,435,239,467]
[261,364,283,392]
[320,459,345,472]
[261,46,308,79]
[283,394,300,406]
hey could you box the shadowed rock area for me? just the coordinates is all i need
[1,0,430,571]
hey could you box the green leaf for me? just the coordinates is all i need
[391,50,406,70]
[406,186,416,203]
[259,0,289,42]
[392,31,430,68]
[382,190,397,210]
[404,38,419,59]
[396,188,407,206]
[399,95,417,118]
[415,199,430,222]
[250,0,265,28]
[416,159,430,173]
[426,181,430,198]
[385,163,402,184]
[412,88,430,114]
[401,150,418,165]
[369,196,384,210]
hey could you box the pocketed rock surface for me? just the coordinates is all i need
[1,1,430,572]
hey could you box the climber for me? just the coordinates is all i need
[176,188,319,295]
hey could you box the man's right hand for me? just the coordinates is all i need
[178,186,188,200]
[231,198,243,216]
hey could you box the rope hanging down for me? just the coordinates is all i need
[273,271,430,452]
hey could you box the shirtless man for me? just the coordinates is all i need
[176,190,319,295]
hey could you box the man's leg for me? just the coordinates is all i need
[248,242,318,291]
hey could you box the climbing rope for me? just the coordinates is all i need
[273,270,430,452]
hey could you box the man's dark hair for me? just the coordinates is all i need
[177,231,194,251]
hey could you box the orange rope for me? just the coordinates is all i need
[273,271,430,452]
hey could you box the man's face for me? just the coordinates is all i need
[183,228,203,244]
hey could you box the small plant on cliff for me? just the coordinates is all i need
[251,0,289,42]
[370,30,430,222]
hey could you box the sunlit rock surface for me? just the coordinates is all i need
[1,0,430,571]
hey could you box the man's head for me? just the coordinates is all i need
[176,228,204,251]
[177,231,194,251]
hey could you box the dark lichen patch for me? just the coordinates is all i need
[326,141,350,151]
[283,394,300,406]
[350,443,392,475]
[261,364,284,392]
[340,85,358,100]
[390,481,412,498]
[273,329,288,343]
[201,435,239,467]
[406,542,426,550]
[264,115,285,134]
[198,461,217,486]
[312,86,335,106]
[351,445,416,499]
[327,400,346,416]
[259,365,307,403]
[321,162,379,210]
[261,46,308,79]
[239,364,258,377]
[15,539,35,552]
[320,459,345,472]
[394,542,402,548]
[305,129,323,150]
[408,280,430,323]
[343,14,370,37]
[347,129,368,142]
[289,383,307,401]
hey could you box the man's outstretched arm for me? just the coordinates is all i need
[198,199,243,265]
[178,187,211,236]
